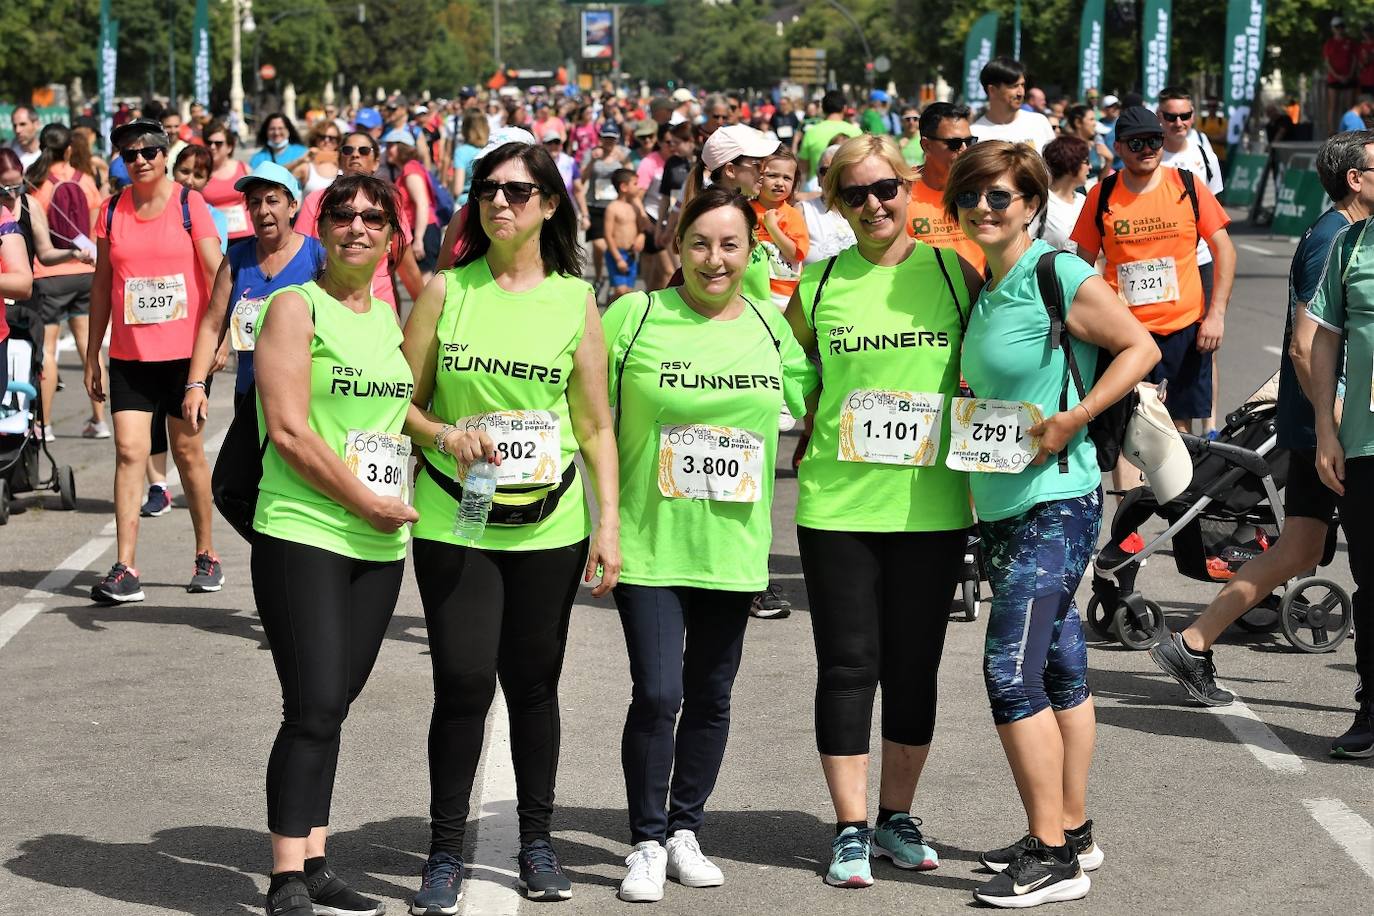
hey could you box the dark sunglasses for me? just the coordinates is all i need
[955,188,1024,211]
[206,139,227,148]
[472,179,544,205]
[817,166,829,179]
[340,144,377,157]
[0,183,22,198]
[837,178,903,209]
[119,147,164,163]
[1125,135,1165,153]
[319,134,341,143]
[326,205,389,230]
[1160,110,1194,123]
[926,135,977,152]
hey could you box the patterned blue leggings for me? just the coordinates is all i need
[980,489,1102,726]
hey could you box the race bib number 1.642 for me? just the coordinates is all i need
[657,424,764,502]
[838,389,943,465]
[344,430,412,501]
[945,397,1043,474]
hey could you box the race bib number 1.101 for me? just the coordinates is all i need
[838,389,943,466]
[945,397,1043,474]
[657,424,764,502]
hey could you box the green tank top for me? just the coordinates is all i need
[796,242,973,532]
[412,258,593,551]
[743,243,771,305]
[253,281,414,561]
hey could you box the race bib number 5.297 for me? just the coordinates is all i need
[838,389,943,465]
[124,273,188,325]
[945,397,1043,474]
[657,424,764,502]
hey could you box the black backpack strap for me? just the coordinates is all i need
[612,292,655,436]
[742,297,783,355]
[1093,171,1118,239]
[1176,168,1200,230]
[1036,250,1083,474]
[809,255,838,330]
[1196,132,1214,184]
[931,245,968,334]
[105,188,124,235]
[180,184,192,232]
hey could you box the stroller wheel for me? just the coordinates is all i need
[961,579,979,621]
[1234,594,1282,634]
[1112,598,1166,650]
[1084,595,1117,641]
[1279,577,1353,654]
[0,479,9,525]
[57,465,76,511]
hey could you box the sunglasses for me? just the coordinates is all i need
[926,135,977,151]
[903,115,921,122]
[320,134,341,143]
[837,178,903,209]
[207,139,227,148]
[817,166,829,179]
[472,179,545,205]
[340,144,377,157]
[120,147,164,163]
[1124,136,1165,153]
[326,206,389,231]
[955,188,1025,211]
[1160,110,1194,123]
[0,183,22,198]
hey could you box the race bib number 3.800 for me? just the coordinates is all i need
[124,273,189,325]
[344,430,412,501]
[1117,256,1179,307]
[945,397,1043,474]
[456,410,561,485]
[657,424,764,502]
[838,389,943,465]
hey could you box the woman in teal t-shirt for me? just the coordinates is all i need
[947,141,1157,909]
[603,188,817,902]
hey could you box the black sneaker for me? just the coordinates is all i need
[1148,630,1235,706]
[306,862,385,916]
[750,583,792,620]
[266,877,314,916]
[1330,700,1374,759]
[517,838,572,901]
[411,852,463,915]
[187,552,224,593]
[140,484,172,517]
[973,838,1090,908]
[981,821,1104,873]
[91,563,145,604]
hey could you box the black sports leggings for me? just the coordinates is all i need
[251,533,405,838]
[798,526,966,757]
[413,536,588,853]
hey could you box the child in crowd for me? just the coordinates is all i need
[750,149,809,310]
[603,168,645,304]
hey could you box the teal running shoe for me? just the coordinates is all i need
[872,813,939,870]
[825,826,874,888]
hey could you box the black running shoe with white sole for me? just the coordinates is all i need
[1330,700,1374,759]
[973,838,1090,909]
[187,552,224,593]
[90,563,145,604]
[517,839,572,900]
[980,821,1104,873]
[749,584,791,620]
[1149,630,1234,706]
[306,862,385,915]
[266,877,314,916]
[411,851,463,915]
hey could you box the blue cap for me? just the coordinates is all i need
[381,127,415,146]
[869,89,890,103]
[234,161,302,202]
[354,107,383,130]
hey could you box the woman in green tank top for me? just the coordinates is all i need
[783,135,986,889]
[249,175,416,916]
[399,139,620,905]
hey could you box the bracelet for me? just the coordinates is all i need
[1075,402,1095,422]
[184,381,206,392]
[434,424,457,455]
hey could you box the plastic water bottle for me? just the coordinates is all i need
[453,459,498,543]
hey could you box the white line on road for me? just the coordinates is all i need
[0,520,116,652]
[1240,243,1275,256]
[1303,797,1374,882]
[1263,345,1283,356]
[1206,698,1307,774]
[464,689,523,915]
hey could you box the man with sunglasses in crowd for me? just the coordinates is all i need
[904,102,985,273]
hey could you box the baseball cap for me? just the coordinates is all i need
[381,127,415,146]
[1114,105,1165,140]
[1101,94,1120,109]
[870,89,890,103]
[1122,386,1192,503]
[1333,16,1345,26]
[234,160,303,202]
[633,119,658,137]
[111,118,169,150]
[671,88,693,104]
[354,107,383,130]
[473,126,536,162]
[541,130,563,143]
[701,124,780,171]
[649,96,676,115]
[598,122,621,139]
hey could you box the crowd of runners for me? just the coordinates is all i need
[2,49,1372,916]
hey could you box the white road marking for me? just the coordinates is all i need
[1205,698,1307,774]
[0,520,116,652]
[1303,797,1374,882]
[464,689,523,914]
[1263,344,1283,356]
[1240,243,1274,256]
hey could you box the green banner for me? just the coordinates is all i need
[1271,168,1328,237]
[99,5,119,155]
[1223,0,1267,145]
[1223,151,1268,207]
[964,12,999,105]
[1141,0,1171,103]
[193,0,211,107]
[1078,0,1105,101]
[1013,0,1022,61]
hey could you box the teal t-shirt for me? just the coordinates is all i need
[1308,219,1374,460]
[960,240,1101,521]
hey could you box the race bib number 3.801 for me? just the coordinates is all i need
[1117,256,1179,307]
[344,430,412,501]
[945,397,1043,474]
[124,273,189,325]
[657,424,764,502]
[456,410,561,485]
[838,389,943,465]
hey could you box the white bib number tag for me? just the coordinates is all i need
[457,410,561,485]
[224,203,250,235]
[1117,257,1179,307]
[123,274,188,325]
[657,424,764,503]
[838,389,943,466]
[228,295,266,351]
[344,430,411,501]
[946,397,1043,474]
[776,124,794,139]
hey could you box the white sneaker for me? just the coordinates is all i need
[665,830,723,888]
[619,841,667,903]
[83,418,111,439]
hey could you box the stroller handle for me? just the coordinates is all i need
[4,380,38,400]
[1180,433,1274,480]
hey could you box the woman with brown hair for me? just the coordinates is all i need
[385,128,441,279]
[291,121,342,195]
[201,119,253,245]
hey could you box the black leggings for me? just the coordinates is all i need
[251,533,405,837]
[798,526,966,757]
[413,536,588,853]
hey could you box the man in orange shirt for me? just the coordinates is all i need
[1070,105,1235,434]
[906,102,985,273]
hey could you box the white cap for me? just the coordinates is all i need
[1122,386,1193,503]
[1101,94,1121,108]
[473,126,536,162]
[671,88,693,104]
[701,124,780,171]
[541,129,563,143]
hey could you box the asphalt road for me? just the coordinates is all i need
[1,220,1369,915]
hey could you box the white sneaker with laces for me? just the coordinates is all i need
[665,830,723,888]
[619,841,667,903]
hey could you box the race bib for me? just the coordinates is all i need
[657,424,764,502]
[456,410,561,485]
[776,124,794,139]
[945,397,1043,474]
[123,274,188,325]
[838,389,943,466]
[344,430,411,501]
[594,178,619,202]
[224,203,250,235]
[228,295,266,351]
[1117,257,1179,307]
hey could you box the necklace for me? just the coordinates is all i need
[256,235,297,282]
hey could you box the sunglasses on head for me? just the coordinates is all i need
[120,147,164,163]
[837,177,903,209]
[1125,135,1165,153]
[1161,110,1194,122]
[954,188,1024,211]
[340,144,377,157]
[326,205,389,231]
[472,179,545,205]
[927,135,977,152]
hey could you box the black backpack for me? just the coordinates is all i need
[211,385,268,543]
[1034,250,1138,473]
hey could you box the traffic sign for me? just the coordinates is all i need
[789,47,826,84]
[259,63,277,81]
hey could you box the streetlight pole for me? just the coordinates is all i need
[823,0,875,85]
[230,0,250,140]
[493,0,502,70]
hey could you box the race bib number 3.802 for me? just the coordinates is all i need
[657,424,764,502]
[945,397,1043,474]
[344,430,412,501]
[838,389,943,465]
[124,273,189,325]
[1117,256,1179,307]
[456,410,561,485]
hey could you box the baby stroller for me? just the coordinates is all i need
[952,528,984,621]
[1,316,76,523]
[1088,373,1352,653]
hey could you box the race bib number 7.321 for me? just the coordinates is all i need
[945,397,1043,474]
[657,424,764,502]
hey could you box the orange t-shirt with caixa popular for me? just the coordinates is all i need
[750,199,810,308]
[906,178,986,274]
[1069,169,1230,335]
